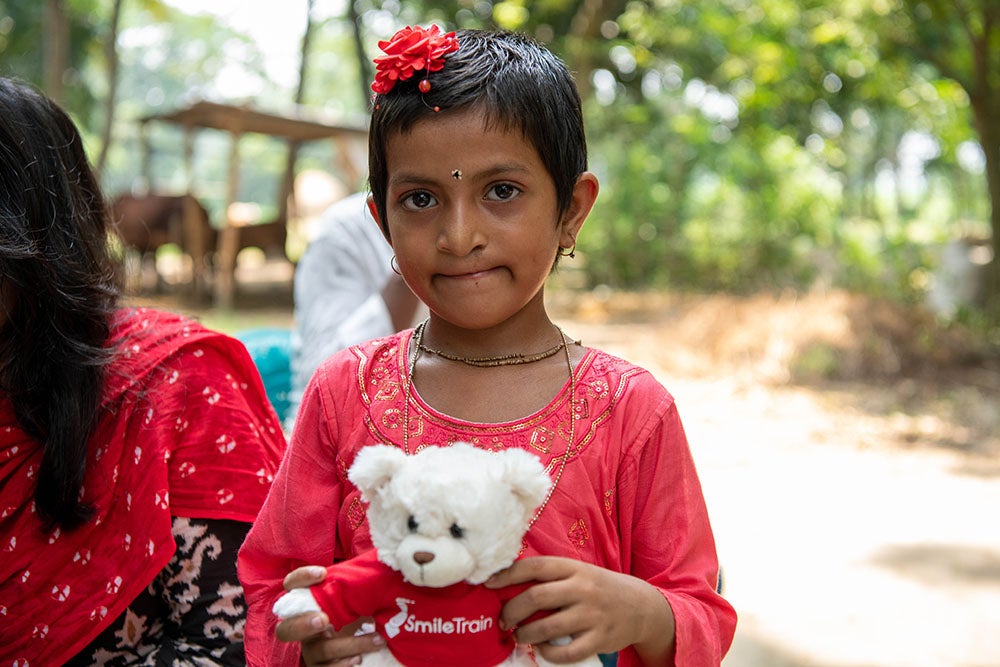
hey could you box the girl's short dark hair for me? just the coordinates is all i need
[0,77,119,530]
[368,29,587,233]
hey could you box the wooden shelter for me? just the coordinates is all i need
[138,100,368,308]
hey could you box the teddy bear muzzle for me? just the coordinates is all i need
[396,536,476,588]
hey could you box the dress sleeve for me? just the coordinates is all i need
[616,396,737,667]
[238,366,346,667]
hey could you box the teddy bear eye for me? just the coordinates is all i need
[449,523,464,539]
[407,515,419,532]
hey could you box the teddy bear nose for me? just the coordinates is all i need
[413,551,435,565]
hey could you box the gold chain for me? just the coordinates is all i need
[412,319,578,367]
[401,322,577,528]
[527,326,576,528]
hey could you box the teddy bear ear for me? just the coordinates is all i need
[499,448,552,511]
[348,445,408,500]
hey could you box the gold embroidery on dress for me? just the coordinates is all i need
[587,378,610,399]
[568,519,590,547]
[381,407,404,431]
[529,427,557,454]
[373,380,400,402]
[362,339,649,465]
[603,487,616,515]
[347,496,366,529]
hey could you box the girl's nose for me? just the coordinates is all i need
[436,201,486,256]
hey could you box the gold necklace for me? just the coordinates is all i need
[402,322,577,528]
[413,320,578,367]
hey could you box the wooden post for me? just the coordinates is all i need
[214,129,243,309]
[138,120,151,194]
[333,136,363,190]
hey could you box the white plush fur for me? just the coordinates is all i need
[350,443,550,587]
[274,442,601,667]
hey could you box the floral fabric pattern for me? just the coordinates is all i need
[66,517,249,666]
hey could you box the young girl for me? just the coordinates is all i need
[238,27,736,666]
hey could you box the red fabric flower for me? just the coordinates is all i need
[371,25,460,94]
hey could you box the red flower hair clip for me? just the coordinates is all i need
[371,25,460,95]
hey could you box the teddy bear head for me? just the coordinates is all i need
[348,442,551,588]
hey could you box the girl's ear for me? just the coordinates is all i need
[366,194,392,244]
[559,171,599,249]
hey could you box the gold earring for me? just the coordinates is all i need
[557,244,576,259]
[390,255,402,275]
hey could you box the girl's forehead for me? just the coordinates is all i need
[384,109,542,172]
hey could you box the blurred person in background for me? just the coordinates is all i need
[287,191,423,429]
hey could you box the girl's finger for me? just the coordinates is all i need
[486,556,571,587]
[275,611,332,642]
[283,565,328,590]
[301,631,386,666]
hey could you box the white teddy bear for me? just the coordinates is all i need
[273,442,601,667]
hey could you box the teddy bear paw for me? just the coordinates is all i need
[272,588,322,618]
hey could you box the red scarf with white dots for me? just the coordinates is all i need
[0,308,285,665]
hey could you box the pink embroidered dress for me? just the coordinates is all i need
[239,329,736,666]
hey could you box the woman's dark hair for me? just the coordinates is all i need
[368,29,588,233]
[0,77,120,530]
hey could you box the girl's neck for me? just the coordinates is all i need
[419,311,560,360]
[405,319,584,425]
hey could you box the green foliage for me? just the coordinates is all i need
[0,0,100,123]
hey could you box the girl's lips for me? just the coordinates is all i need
[438,267,498,280]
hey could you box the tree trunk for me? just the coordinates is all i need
[348,0,372,110]
[43,0,68,104]
[969,95,1000,309]
[964,4,1000,311]
[565,0,627,101]
[95,0,124,178]
[280,0,316,228]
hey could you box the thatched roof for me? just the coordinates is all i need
[140,99,367,142]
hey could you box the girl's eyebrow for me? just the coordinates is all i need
[388,173,437,188]
[476,162,531,179]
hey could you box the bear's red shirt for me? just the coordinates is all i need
[310,550,525,667]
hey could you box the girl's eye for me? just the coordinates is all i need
[486,183,520,201]
[401,191,437,211]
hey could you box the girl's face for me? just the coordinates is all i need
[373,108,595,332]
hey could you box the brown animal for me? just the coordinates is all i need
[109,193,216,294]
[233,220,287,260]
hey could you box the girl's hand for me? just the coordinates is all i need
[486,556,676,665]
[275,566,384,666]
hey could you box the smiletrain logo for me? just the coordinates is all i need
[385,597,494,638]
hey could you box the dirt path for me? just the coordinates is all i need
[557,302,1000,667]
[679,376,999,667]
